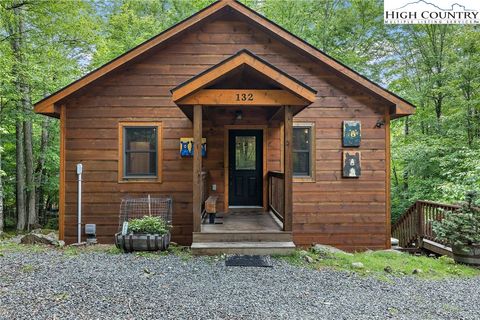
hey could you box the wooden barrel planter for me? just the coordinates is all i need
[115,232,171,252]
[452,245,480,266]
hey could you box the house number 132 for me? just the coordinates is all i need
[236,93,254,101]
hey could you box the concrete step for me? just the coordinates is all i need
[191,241,296,255]
[193,231,292,243]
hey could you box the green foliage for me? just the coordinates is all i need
[433,192,480,247]
[279,249,480,279]
[128,216,170,235]
[0,0,479,228]
[44,218,58,230]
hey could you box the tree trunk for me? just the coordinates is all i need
[8,1,28,231]
[0,100,4,234]
[25,117,36,229]
[35,116,49,225]
[392,160,399,188]
[16,118,26,231]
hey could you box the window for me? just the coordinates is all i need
[119,122,162,182]
[293,122,315,181]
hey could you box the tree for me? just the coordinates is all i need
[0,0,100,230]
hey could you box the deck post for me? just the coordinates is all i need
[283,106,293,231]
[416,201,424,248]
[193,105,202,233]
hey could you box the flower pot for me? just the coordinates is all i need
[452,244,480,266]
[115,232,171,252]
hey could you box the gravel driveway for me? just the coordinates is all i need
[1,250,479,320]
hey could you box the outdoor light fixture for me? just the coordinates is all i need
[235,110,243,120]
[375,119,385,128]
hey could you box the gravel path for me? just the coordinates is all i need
[1,250,479,320]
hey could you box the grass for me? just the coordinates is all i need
[0,241,49,254]
[278,249,480,279]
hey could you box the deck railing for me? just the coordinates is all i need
[392,200,460,248]
[268,171,284,222]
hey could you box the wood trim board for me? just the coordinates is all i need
[117,121,163,183]
[59,105,66,240]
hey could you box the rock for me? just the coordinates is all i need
[20,234,57,246]
[46,232,58,241]
[70,242,87,247]
[412,268,423,274]
[390,238,399,246]
[56,240,65,248]
[428,253,436,258]
[312,244,347,255]
[304,255,314,263]
[351,262,364,269]
[377,249,404,255]
[384,266,393,273]
[364,249,374,254]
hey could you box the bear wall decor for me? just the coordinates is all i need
[342,151,361,178]
[343,120,361,147]
[179,137,207,157]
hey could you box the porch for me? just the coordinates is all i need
[170,50,317,255]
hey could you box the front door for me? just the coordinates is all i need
[228,130,263,206]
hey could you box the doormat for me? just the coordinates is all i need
[225,255,273,267]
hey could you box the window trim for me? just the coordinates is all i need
[292,122,316,183]
[118,121,163,183]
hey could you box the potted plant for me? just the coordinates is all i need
[115,215,172,252]
[433,191,480,265]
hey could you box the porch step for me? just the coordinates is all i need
[193,231,292,243]
[191,241,296,256]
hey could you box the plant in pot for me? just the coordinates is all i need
[115,216,172,252]
[433,191,480,265]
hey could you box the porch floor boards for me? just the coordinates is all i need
[192,210,294,255]
[201,210,282,233]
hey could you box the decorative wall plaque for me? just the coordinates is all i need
[180,137,206,157]
[343,151,361,178]
[343,120,361,147]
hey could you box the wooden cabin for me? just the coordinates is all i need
[34,0,414,254]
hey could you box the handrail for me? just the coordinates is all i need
[267,171,284,222]
[392,200,461,248]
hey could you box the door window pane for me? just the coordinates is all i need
[124,127,157,176]
[235,136,256,170]
[293,127,311,177]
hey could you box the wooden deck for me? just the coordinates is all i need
[201,210,282,232]
[392,200,458,257]
[192,210,294,255]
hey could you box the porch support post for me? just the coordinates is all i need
[283,106,293,231]
[193,105,202,233]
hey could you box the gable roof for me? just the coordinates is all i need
[34,0,415,119]
[171,49,317,103]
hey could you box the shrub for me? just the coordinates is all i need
[433,191,480,247]
[128,216,170,235]
[45,218,59,230]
